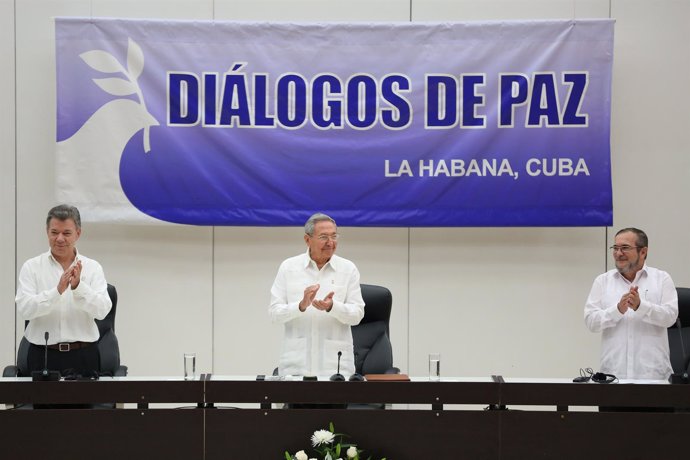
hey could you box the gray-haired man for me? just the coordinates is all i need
[16,204,111,377]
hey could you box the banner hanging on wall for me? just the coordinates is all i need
[55,18,614,226]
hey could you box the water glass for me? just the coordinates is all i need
[184,353,196,380]
[429,353,441,381]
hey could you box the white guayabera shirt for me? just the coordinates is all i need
[584,264,678,380]
[270,250,365,377]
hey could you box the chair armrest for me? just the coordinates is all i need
[113,365,128,377]
[3,365,19,378]
[384,367,400,375]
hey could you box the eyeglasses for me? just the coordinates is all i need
[314,234,339,242]
[610,245,641,253]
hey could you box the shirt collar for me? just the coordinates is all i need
[615,263,648,284]
[48,247,80,266]
[635,263,649,282]
[303,249,339,271]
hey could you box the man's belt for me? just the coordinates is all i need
[47,342,94,352]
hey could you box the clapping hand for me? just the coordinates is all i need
[57,259,81,294]
[617,285,640,313]
[299,284,335,312]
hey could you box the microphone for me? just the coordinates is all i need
[43,331,49,377]
[31,331,61,382]
[349,351,365,382]
[670,318,690,384]
[329,351,345,381]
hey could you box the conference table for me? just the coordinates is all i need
[1,375,689,459]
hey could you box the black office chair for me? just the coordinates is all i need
[352,284,399,375]
[3,283,127,377]
[668,287,690,375]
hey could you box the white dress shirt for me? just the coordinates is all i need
[584,264,678,380]
[15,249,112,345]
[269,251,365,376]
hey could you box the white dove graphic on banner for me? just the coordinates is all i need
[56,38,160,223]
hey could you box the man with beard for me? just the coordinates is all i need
[585,228,677,381]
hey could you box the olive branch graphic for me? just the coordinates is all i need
[79,38,154,152]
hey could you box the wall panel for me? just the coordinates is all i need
[409,228,602,378]
[215,0,411,21]
[412,0,605,21]
[0,0,17,370]
[609,0,690,286]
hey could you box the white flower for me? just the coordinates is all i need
[295,450,308,460]
[346,446,358,458]
[311,429,335,446]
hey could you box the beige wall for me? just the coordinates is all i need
[0,0,16,371]
[4,0,689,379]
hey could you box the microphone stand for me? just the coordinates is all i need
[31,331,61,382]
[330,351,345,381]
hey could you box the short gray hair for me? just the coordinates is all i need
[616,227,648,248]
[304,212,336,236]
[46,204,81,230]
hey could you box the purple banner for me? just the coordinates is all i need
[56,18,614,226]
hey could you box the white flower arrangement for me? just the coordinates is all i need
[284,422,386,460]
[311,430,335,447]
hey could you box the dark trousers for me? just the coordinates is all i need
[27,343,100,378]
[26,343,101,409]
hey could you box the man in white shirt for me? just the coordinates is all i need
[16,204,112,377]
[269,212,365,377]
[585,227,678,381]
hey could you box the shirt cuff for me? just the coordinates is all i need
[52,286,64,298]
[609,305,625,320]
[70,280,87,298]
[636,299,650,315]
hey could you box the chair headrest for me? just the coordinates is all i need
[360,284,392,325]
